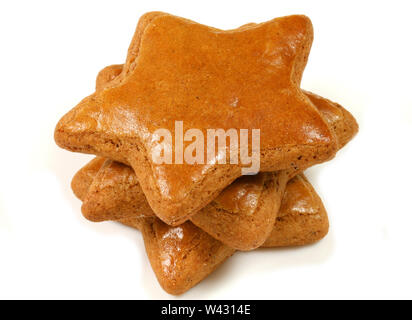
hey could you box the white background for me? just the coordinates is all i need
[0,0,411,299]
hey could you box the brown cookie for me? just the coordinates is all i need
[76,159,285,250]
[262,174,329,247]
[72,107,354,250]
[95,64,123,92]
[81,159,154,221]
[71,157,105,200]
[55,13,340,225]
[139,218,235,295]
[75,64,357,250]
[73,169,328,295]
[304,90,358,149]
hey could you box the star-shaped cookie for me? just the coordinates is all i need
[70,63,356,250]
[70,62,357,250]
[73,163,328,294]
[55,12,340,225]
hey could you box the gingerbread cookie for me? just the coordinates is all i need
[55,13,340,225]
[73,63,357,250]
[261,174,329,247]
[73,168,327,294]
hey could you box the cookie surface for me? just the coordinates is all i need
[127,174,329,294]
[55,13,339,225]
[262,174,329,247]
[140,218,235,295]
[73,65,356,250]
[74,169,329,295]
[81,159,154,221]
[73,61,357,249]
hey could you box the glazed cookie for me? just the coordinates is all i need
[261,174,329,247]
[72,63,357,250]
[81,159,154,221]
[73,170,328,295]
[304,90,358,149]
[72,107,355,250]
[75,159,286,250]
[71,78,356,250]
[137,218,235,295]
[71,157,105,200]
[55,13,340,225]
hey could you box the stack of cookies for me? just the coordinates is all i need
[55,12,358,295]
